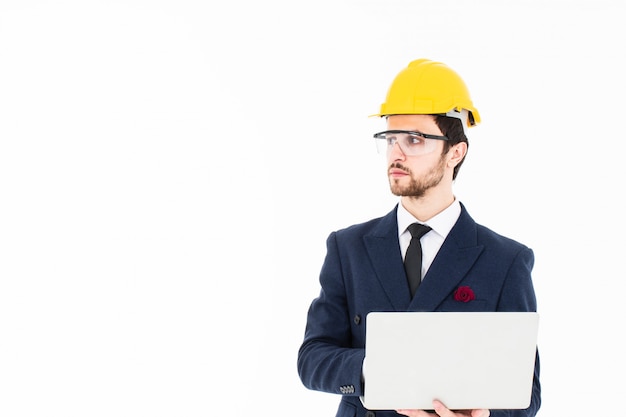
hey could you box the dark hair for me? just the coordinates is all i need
[434,115,468,180]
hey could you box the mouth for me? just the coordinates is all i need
[389,167,409,178]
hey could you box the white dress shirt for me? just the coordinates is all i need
[397,199,461,280]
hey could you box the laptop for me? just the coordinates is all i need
[362,311,539,411]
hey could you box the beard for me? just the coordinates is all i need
[388,153,447,198]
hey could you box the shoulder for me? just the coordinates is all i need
[459,203,532,254]
[332,206,397,240]
[475,222,532,254]
[336,216,384,236]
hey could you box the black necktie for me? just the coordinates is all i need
[404,223,432,297]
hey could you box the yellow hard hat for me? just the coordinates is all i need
[372,58,481,128]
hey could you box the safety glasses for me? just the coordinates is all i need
[373,130,448,156]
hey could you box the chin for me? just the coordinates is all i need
[389,187,406,197]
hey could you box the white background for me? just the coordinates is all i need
[1,0,624,416]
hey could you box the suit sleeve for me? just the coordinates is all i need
[493,246,542,417]
[297,231,366,397]
[498,246,537,312]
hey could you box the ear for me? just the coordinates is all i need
[447,142,468,168]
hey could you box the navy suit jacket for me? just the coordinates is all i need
[297,203,541,417]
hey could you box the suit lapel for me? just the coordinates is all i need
[411,205,484,311]
[363,206,413,310]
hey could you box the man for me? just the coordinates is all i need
[297,59,541,417]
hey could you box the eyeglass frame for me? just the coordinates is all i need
[372,129,449,155]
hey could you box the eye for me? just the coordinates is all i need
[407,134,425,145]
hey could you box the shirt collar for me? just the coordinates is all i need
[397,199,461,239]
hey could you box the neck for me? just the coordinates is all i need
[400,190,455,222]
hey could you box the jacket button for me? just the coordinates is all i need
[365,411,376,417]
[354,315,361,325]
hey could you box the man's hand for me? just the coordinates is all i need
[396,399,490,417]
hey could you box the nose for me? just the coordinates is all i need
[388,141,406,161]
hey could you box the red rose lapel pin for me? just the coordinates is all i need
[453,286,475,302]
